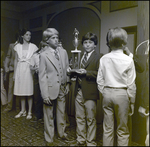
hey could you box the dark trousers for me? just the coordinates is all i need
[33,73,43,119]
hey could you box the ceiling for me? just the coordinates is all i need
[2,1,63,12]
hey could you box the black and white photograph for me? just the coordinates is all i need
[1,1,149,146]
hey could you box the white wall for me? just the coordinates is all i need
[100,1,137,54]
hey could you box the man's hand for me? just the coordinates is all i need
[5,67,9,73]
[43,97,52,105]
[123,46,131,56]
[30,64,38,71]
[76,68,87,75]
[67,67,71,73]
[129,103,134,116]
[138,106,149,117]
[65,83,70,94]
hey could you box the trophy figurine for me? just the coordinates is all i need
[71,28,81,71]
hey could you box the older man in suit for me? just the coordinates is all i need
[38,28,72,146]
[3,31,21,112]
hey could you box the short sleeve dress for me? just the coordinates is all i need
[14,43,38,96]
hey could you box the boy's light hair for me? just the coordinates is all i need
[107,27,128,49]
[42,28,59,43]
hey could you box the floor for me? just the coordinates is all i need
[1,109,143,146]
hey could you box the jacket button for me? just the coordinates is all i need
[57,74,59,76]
[57,81,59,83]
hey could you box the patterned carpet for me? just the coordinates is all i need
[1,109,143,146]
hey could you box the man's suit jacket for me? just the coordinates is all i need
[4,43,15,72]
[133,55,145,73]
[38,46,69,100]
[74,51,103,101]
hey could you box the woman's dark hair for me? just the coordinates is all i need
[82,32,98,45]
[19,28,31,44]
[20,28,31,36]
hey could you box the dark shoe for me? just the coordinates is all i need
[71,141,86,146]
[58,135,75,142]
[31,116,38,122]
[38,118,44,124]
[1,104,8,112]
[46,141,54,146]
[31,117,44,124]
[3,108,11,113]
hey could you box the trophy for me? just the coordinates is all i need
[70,28,81,71]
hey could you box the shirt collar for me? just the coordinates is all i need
[111,49,123,53]
[84,49,94,56]
[49,46,58,53]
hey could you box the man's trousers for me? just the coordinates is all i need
[1,69,7,105]
[75,89,97,146]
[43,86,67,143]
[6,72,14,110]
[102,87,130,146]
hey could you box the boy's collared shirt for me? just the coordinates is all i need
[81,49,94,63]
[97,49,136,103]
[49,46,60,59]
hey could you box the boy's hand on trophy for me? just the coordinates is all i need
[67,67,72,73]
[76,68,87,75]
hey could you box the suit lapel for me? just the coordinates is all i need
[45,48,59,71]
[59,49,64,68]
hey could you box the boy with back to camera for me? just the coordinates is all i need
[97,27,136,146]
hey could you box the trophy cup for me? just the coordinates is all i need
[70,28,81,72]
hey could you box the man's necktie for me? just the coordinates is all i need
[54,50,59,60]
[81,52,88,68]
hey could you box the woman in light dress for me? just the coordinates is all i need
[14,28,38,119]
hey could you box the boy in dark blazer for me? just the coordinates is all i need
[69,32,103,146]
